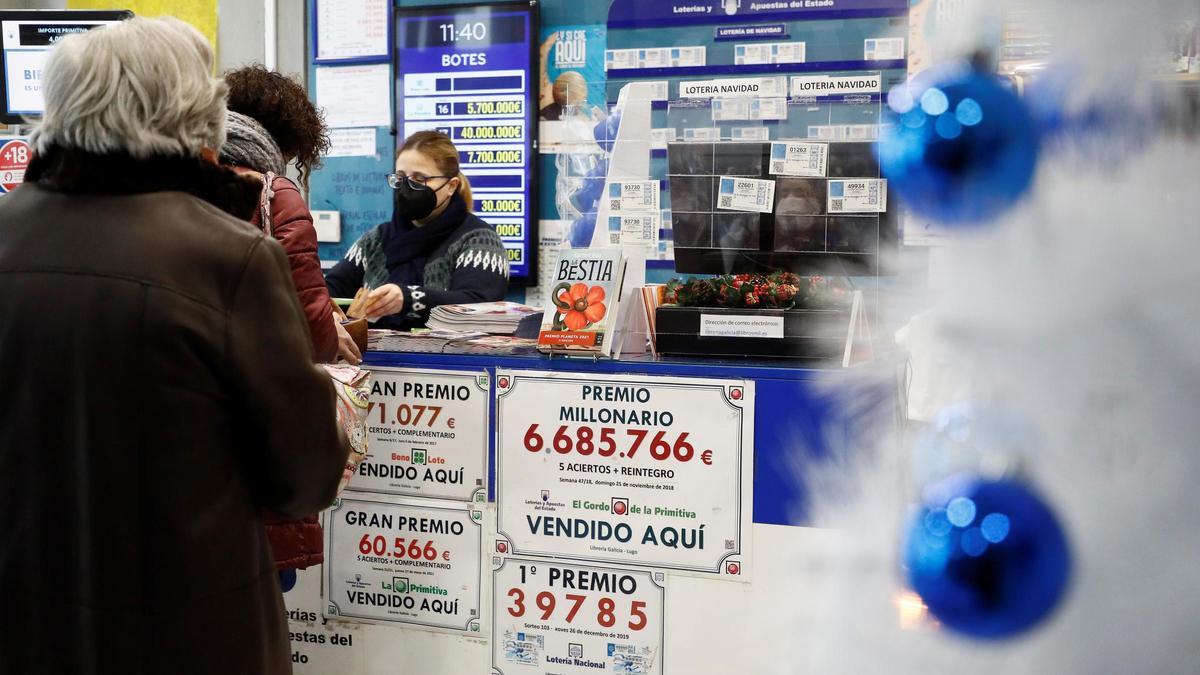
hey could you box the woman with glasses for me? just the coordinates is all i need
[325,130,510,328]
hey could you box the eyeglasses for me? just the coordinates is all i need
[386,172,453,190]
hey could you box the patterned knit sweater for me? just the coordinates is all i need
[325,209,510,330]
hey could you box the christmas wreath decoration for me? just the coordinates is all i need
[663,272,849,310]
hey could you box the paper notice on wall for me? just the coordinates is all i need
[315,64,392,128]
[327,128,378,157]
[315,0,390,62]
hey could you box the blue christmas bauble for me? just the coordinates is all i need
[877,63,1040,225]
[905,475,1071,639]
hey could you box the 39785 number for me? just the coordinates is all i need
[505,588,648,631]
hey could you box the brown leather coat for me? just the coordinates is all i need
[0,150,349,675]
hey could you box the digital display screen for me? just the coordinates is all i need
[0,11,131,124]
[395,2,538,284]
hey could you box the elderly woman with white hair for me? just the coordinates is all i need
[0,17,348,675]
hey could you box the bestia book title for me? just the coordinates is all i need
[556,257,615,283]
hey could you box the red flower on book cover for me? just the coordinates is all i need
[554,283,607,330]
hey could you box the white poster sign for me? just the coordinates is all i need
[491,557,666,675]
[324,496,485,634]
[354,367,489,503]
[495,370,753,579]
[315,64,392,128]
[790,72,883,97]
[326,128,378,158]
[314,0,390,62]
[680,77,768,99]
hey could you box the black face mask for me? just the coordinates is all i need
[394,178,451,222]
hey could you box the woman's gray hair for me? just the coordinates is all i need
[29,16,227,158]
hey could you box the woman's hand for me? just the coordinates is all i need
[334,319,362,365]
[361,283,405,320]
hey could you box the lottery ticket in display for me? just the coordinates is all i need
[846,124,880,141]
[808,125,847,141]
[609,214,660,245]
[645,80,670,101]
[640,47,670,68]
[671,46,706,67]
[683,127,720,141]
[865,37,905,60]
[759,76,788,97]
[608,181,661,214]
[712,97,750,121]
[731,127,770,141]
[770,142,828,177]
[650,128,677,149]
[734,44,772,65]
[750,97,787,121]
[828,179,887,213]
[718,176,776,213]
[605,49,639,70]
[772,41,806,63]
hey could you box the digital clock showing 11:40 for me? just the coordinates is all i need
[438,21,487,43]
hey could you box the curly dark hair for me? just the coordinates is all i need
[223,65,329,188]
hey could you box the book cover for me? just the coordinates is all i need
[537,248,627,356]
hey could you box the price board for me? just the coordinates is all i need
[353,367,489,503]
[394,2,538,284]
[0,137,30,193]
[491,556,665,675]
[495,370,753,579]
[324,495,485,634]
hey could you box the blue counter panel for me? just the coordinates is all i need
[363,350,894,526]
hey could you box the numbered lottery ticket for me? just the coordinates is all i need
[769,142,828,177]
[772,41,806,64]
[608,181,661,214]
[717,176,776,213]
[608,214,660,245]
[828,179,888,213]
